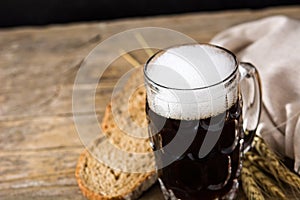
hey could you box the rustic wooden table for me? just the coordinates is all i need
[1,6,300,200]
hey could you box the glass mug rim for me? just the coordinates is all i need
[143,43,239,91]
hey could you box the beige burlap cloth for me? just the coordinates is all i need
[211,16,300,174]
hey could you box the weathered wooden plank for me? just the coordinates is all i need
[0,148,84,199]
[0,149,81,182]
[0,85,110,121]
[0,186,85,200]
[0,114,106,151]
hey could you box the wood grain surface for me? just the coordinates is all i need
[1,6,300,200]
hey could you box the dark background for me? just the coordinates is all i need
[1,0,299,27]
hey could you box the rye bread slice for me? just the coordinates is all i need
[75,67,157,200]
[75,137,157,200]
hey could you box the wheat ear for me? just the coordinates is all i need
[244,159,286,199]
[134,33,155,57]
[247,152,300,190]
[252,137,300,189]
[119,49,141,68]
[242,162,265,200]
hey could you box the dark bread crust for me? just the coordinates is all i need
[75,146,157,200]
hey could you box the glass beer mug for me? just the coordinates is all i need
[144,44,261,200]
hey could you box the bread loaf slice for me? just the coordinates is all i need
[75,67,157,200]
[75,137,157,200]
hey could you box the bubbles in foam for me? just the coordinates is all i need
[145,44,238,120]
[146,45,235,89]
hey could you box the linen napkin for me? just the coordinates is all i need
[211,15,300,175]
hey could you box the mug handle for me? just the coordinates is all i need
[239,62,262,152]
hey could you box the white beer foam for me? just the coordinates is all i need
[145,44,238,120]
